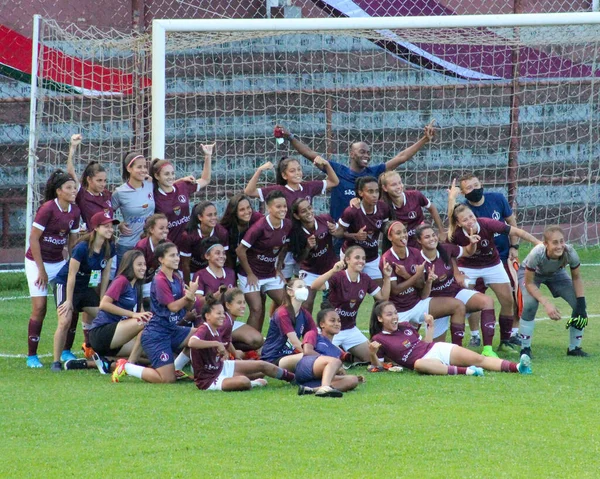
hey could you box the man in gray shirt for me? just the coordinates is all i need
[518,225,588,358]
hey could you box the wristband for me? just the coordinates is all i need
[510,244,519,250]
[287,133,296,141]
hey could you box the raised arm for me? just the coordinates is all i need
[277,125,321,163]
[427,203,446,242]
[66,134,82,188]
[196,143,214,189]
[313,156,339,189]
[385,120,435,171]
[310,260,345,291]
[244,161,273,199]
[508,226,541,247]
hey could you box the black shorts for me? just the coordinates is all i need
[54,284,99,312]
[89,322,121,356]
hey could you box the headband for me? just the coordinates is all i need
[205,243,221,255]
[387,221,402,237]
[154,161,173,174]
[127,154,145,169]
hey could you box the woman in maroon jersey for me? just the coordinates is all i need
[134,213,169,300]
[25,170,81,368]
[335,176,391,285]
[381,221,467,345]
[378,171,446,247]
[245,156,338,279]
[311,245,392,363]
[369,301,532,376]
[65,134,113,230]
[222,288,264,355]
[189,297,295,391]
[448,204,540,354]
[289,198,337,314]
[236,190,292,332]
[184,200,229,280]
[415,223,500,356]
[220,193,263,272]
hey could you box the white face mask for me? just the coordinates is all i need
[293,286,309,302]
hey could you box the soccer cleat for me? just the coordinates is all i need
[64,358,88,370]
[508,335,522,347]
[250,378,268,388]
[60,350,77,362]
[51,361,62,372]
[382,362,403,373]
[112,358,128,383]
[81,342,95,360]
[367,365,385,373]
[517,354,532,374]
[520,346,533,359]
[342,360,370,370]
[567,347,589,357]
[297,385,315,396]
[26,355,43,368]
[497,340,518,354]
[467,366,485,377]
[468,336,481,347]
[174,369,191,381]
[481,346,499,358]
[315,386,343,398]
[92,353,111,375]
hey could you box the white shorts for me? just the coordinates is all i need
[281,251,299,279]
[398,298,431,325]
[298,270,320,287]
[207,360,236,391]
[232,320,245,332]
[143,283,151,299]
[455,288,479,305]
[460,263,509,287]
[332,326,368,351]
[341,251,382,280]
[238,274,285,295]
[421,342,455,366]
[25,258,66,297]
[433,316,450,338]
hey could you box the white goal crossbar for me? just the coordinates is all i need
[151,12,600,159]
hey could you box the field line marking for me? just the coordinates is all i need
[0,295,30,301]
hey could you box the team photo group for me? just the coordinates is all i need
[23,121,590,397]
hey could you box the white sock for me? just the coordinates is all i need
[471,330,480,338]
[174,352,190,370]
[124,363,145,379]
[511,327,519,337]
[250,378,268,388]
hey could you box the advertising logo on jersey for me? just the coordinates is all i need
[106,200,112,208]
[69,220,74,229]
[349,299,356,309]
[403,339,411,348]
[173,206,181,216]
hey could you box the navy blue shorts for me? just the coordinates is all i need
[294,355,321,388]
[141,326,191,369]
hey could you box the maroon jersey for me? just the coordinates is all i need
[134,237,160,284]
[219,312,235,346]
[183,224,229,273]
[327,270,381,330]
[380,246,422,312]
[372,325,435,369]
[422,244,463,298]
[26,199,81,263]
[192,266,236,296]
[339,201,391,262]
[240,215,292,280]
[452,218,510,268]
[392,190,430,248]
[76,186,113,228]
[154,180,199,250]
[298,214,336,275]
[191,323,226,390]
[258,181,327,218]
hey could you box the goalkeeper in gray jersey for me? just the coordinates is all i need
[518,226,588,358]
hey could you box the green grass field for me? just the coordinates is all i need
[2,251,600,478]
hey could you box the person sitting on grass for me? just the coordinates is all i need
[368,301,532,376]
[518,225,590,358]
[188,296,295,392]
[87,250,152,373]
[111,242,198,383]
[295,307,364,398]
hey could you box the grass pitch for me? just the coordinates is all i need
[1,252,600,478]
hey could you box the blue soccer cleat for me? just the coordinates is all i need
[467,366,485,377]
[60,350,77,362]
[517,354,532,375]
[26,355,43,368]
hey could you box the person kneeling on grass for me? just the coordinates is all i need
[368,301,532,377]
[111,242,198,383]
[87,250,152,374]
[295,307,363,398]
[189,296,295,391]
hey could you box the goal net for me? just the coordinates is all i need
[30,15,600,244]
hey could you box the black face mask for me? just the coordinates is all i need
[465,187,484,203]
